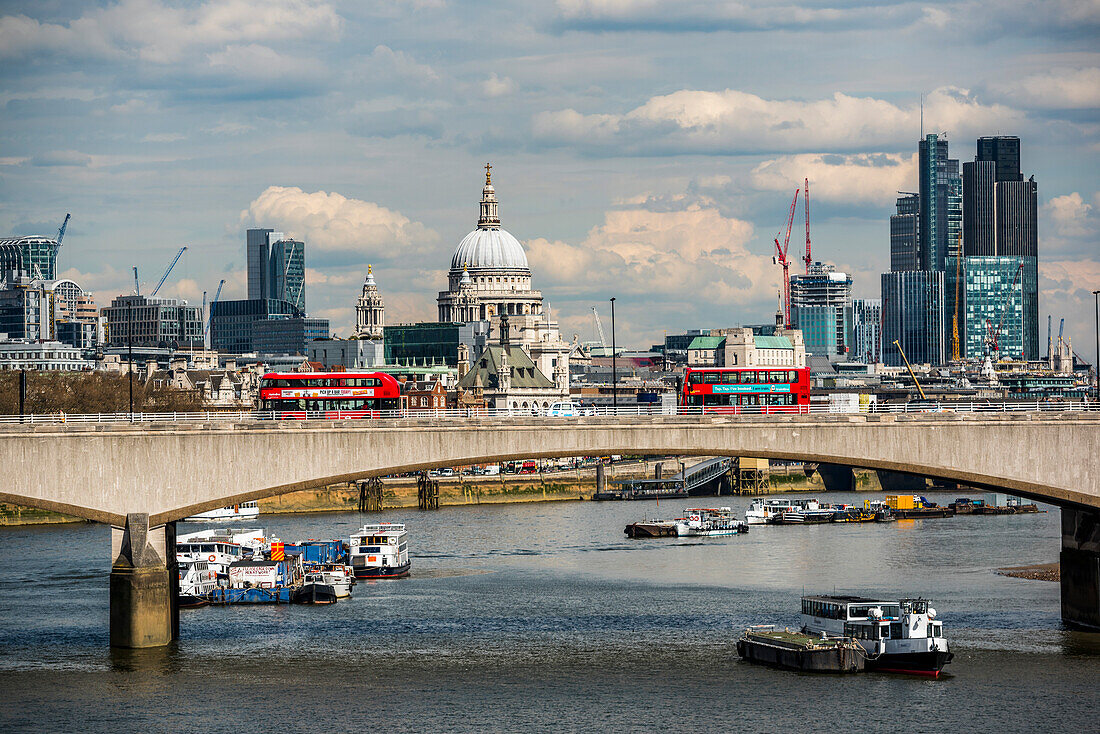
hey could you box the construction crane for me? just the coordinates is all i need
[1046,315,1052,361]
[591,306,608,349]
[204,279,226,342]
[56,213,71,247]
[132,266,140,296]
[802,178,812,274]
[772,187,800,326]
[149,246,187,297]
[986,261,1024,355]
[951,232,962,362]
[893,339,927,400]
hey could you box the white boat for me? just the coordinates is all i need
[176,528,267,578]
[674,507,747,537]
[800,595,953,676]
[772,499,834,524]
[317,565,355,597]
[183,500,259,523]
[745,498,798,525]
[178,560,218,606]
[349,523,411,579]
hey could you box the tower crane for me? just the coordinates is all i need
[204,278,226,343]
[951,232,962,362]
[802,178,812,274]
[133,266,140,296]
[591,306,608,349]
[56,213,71,247]
[149,247,187,297]
[772,187,800,326]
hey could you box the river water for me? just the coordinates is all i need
[2,490,1098,732]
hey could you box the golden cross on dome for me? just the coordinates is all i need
[485,162,492,185]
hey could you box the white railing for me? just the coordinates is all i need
[0,400,1096,425]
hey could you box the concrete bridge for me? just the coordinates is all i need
[1,411,1097,645]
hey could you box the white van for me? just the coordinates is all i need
[546,401,595,417]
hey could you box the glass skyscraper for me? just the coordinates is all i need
[849,298,882,364]
[789,263,853,362]
[881,271,945,366]
[946,256,1034,360]
[889,194,920,272]
[246,228,306,311]
[918,134,962,272]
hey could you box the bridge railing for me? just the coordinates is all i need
[0,400,1096,425]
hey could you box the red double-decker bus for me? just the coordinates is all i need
[258,372,402,418]
[679,366,810,413]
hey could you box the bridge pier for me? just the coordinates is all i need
[110,513,175,648]
[816,463,855,493]
[1061,507,1100,631]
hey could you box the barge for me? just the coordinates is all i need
[737,626,864,673]
[625,520,678,538]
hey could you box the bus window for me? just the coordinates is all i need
[741,371,757,384]
[788,370,799,383]
[687,372,703,385]
[768,371,786,383]
[703,372,720,384]
[721,372,740,384]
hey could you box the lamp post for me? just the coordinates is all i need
[610,297,617,413]
[128,302,134,422]
[1093,290,1099,400]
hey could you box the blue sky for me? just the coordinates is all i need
[1,0,1097,353]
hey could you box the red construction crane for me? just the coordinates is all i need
[773,187,800,325]
[803,178,812,274]
[987,261,1025,355]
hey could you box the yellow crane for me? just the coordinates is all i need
[893,339,927,400]
[951,232,962,362]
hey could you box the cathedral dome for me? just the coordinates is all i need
[451,227,528,272]
[449,164,529,273]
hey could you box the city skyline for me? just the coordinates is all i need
[1,1,1097,351]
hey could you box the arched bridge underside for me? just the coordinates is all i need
[1,412,1097,526]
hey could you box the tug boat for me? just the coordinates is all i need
[674,508,748,537]
[800,595,953,676]
[349,523,411,579]
[291,572,339,605]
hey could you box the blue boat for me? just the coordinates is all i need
[202,586,294,604]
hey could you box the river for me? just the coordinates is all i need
[2,490,1098,732]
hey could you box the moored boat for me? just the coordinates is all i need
[745,498,797,525]
[770,499,834,525]
[800,595,952,676]
[625,520,678,538]
[178,560,217,608]
[349,523,411,579]
[182,501,260,523]
[675,507,747,537]
[292,572,339,605]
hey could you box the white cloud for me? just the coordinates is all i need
[481,72,518,98]
[241,186,439,256]
[554,0,911,31]
[206,43,327,83]
[532,86,1020,155]
[0,0,341,63]
[1044,192,1094,237]
[1009,67,1100,109]
[751,153,917,205]
[360,45,440,85]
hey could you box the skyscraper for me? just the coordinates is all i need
[849,298,882,364]
[918,134,962,271]
[957,136,1039,360]
[889,194,920,271]
[881,271,945,366]
[789,262,853,362]
[246,228,306,311]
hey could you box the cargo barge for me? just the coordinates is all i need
[624,520,677,538]
[736,626,864,673]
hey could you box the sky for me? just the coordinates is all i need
[1,0,1098,355]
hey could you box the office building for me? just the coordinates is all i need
[789,263,852,362]
[946,255,1036,360]
[209,298,303,353]
[383,321,489,367]
[918,134,962,271]
[0,235,60,280]
[881,270,945,366]
[308,339,385,370]
[0,340,91,371]
[252,317,329,355]
[246,228,306,311]
[890,194,920,271]
[850,298,882,364]
[103,294,203,349]
[959,135,1039,359]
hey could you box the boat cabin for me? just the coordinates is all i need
[349,523,409,575]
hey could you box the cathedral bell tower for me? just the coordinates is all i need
[355,264,385,339]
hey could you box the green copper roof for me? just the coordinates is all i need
[687,336,725,350]
[754,335,793,350]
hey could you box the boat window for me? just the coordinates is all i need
[911,600,928,614]
[889,623,902,639]
[201,544,214,553]
[881,605,900,618]
[849,605,870,618]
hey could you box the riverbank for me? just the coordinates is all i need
[997,562,1060,581]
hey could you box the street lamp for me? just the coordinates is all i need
[128,302,134,422]
[610,297,617,413]
[1093,290,1099,401]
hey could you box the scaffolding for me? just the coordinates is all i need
[734,457,770,494]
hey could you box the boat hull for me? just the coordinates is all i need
[292,583,338,605]
[737,636,864,673]
[867,650,954,677]
[353,560,411,579]
[625,522,677,538]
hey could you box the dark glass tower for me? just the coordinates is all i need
[918,134,962,272]
[890,194,920,271]
[977,136,1022,182]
